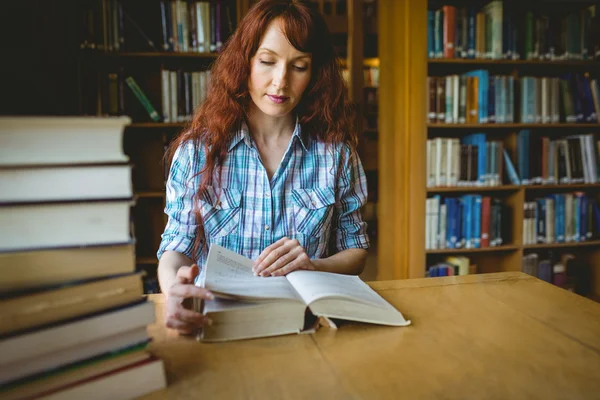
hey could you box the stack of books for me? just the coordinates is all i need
[0,117,166,399]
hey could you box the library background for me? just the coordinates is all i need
[2,0,600,300]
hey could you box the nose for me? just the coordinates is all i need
[272,64,288,90]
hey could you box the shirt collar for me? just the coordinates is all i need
[227,116,310,153]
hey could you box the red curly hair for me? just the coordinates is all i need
[166,0,357,253]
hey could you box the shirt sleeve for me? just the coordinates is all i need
[332,144,370,251]
[156,141,203,261]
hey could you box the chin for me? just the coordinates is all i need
[261,104,293,118]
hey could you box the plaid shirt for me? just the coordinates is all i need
[157,120,369,280]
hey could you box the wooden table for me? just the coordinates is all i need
[140,272,600,399]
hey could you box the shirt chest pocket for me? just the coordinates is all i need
[200,186,242,239]
[291,187,336,238]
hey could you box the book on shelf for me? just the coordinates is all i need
[161,68,210,123]
[159,0,234,53]
[522,252,591,296]
[523,192,600,245]
[427,73,600,125]
[426,195,505,250]
[517,131,600,185]
[428,2,600,61]
[427,134,511,188]
[427,255,477,277]
[197,245,411,342]
[125,76,161,122]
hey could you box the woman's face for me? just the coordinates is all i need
[248,19,312,119]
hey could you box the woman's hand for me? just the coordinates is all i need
[165,264,214,335]
[253,237,316,277]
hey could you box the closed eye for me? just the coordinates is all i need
[293,65,308,71]
[259,60,275,65]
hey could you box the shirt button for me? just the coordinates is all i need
[311,200,317,207]
[265,192,271,198]
[265,225,270,231]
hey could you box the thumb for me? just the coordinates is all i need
[177,264,200,284]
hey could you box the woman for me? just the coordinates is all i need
[158,0,370,334]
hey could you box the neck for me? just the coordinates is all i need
[247,105,295,145]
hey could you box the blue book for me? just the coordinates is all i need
[463,133,487,185]
[467,8,476,58]
[507,76,514,122]
[446,198,458,248]
[503,149,521,185]
[488,76,496,123]
[556,194,565,243]
[428,10,435,58]
[472,195,482,248]
[434,10,444,58]
[461,195,472,248]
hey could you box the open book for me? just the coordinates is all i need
[197,245,411,342]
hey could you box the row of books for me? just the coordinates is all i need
[425,195,505,250]
[426,256,477,277]
[522,193,600,245]
[79,0,234,54]
[426,135,506,188]
[428,1,600,60]
[519,75,599,124]
[161,69,210,123]
[427,71,600,124]
[428,74,514,124]
[80,0,124,52]
[341,66,380,90]
[159,0,233,53]
[516,131,600,185]
[0,117,166,398]
[522,252,591,296]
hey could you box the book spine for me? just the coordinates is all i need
[125,77,161,121]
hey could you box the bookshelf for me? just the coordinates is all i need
[377,0,600,299]
[419,0,600,298]
[78,0,377,290]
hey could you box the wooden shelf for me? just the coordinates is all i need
[100,51,219,59]
[523,241,600,250]
[428,184,600,193]
[136,191,165,199]
[137,257,158,265]
[426,245,519,255]
[428,185,520,193]
[127,123,185,128]
[524,184,600,191]
[428,123,600,129]
[428,59,599,66]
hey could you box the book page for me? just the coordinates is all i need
[203,245,301,301]
[286,270,389,308]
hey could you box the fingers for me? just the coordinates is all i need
[168,283,215,300]
[254,238,299,275]
[176,264,200,284]
[261,246,303,276]
[271,253,312,277]
[254,237,287,268]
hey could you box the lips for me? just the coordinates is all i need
[267,94,289,104]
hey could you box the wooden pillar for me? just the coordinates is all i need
[347,0,364,104]
[377,0,427,280]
